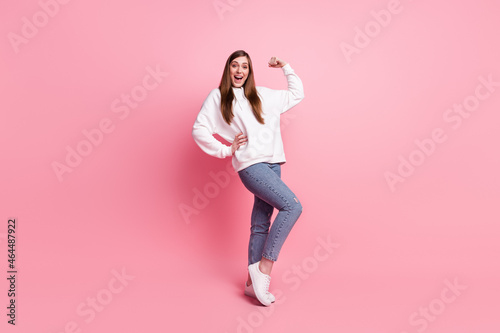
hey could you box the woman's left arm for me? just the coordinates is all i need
[268,56,305,114]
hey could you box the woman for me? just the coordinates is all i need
[191,50,304,306]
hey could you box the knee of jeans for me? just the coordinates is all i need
[292,197,303,214]
[297,202,303,215]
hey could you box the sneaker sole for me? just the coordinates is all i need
[245,283,275,303]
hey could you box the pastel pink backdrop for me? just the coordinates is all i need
[1,0,499,332]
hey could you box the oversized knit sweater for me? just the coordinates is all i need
[191,63,304,172]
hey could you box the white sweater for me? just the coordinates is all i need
[191,63,304,172]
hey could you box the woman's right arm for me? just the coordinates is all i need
[191,90,233,159]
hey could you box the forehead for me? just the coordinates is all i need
[231,56,248,64]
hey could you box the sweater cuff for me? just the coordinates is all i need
[282,63,294,75]
[223,145,232,158]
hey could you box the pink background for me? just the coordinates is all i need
[1,0,499,332]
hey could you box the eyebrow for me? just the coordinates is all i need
[231,61,248,65]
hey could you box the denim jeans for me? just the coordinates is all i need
[238,162,303,266]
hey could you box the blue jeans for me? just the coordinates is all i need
[238,162,303,266]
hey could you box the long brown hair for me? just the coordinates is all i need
[218,50,264,125]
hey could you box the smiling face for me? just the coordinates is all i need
[230,56,249,88]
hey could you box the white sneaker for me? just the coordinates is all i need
[248,261,272,306]
[244,281,276,303]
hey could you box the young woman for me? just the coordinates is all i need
[191,50,304,306]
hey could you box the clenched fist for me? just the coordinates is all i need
[268,56,288,68]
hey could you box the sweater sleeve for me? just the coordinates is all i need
[192,89,233,159]
[278,63,305,114]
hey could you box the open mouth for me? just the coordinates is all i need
[234,75,244,83]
